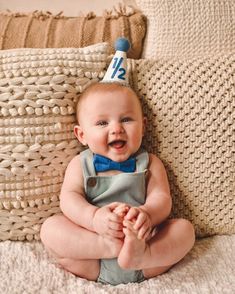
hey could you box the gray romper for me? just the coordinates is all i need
[80,148,149,285]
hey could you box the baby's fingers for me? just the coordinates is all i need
[108,202,124,211]
[108,228,125,239]
[113,204,129,217]
[109,212,124,224]
[133,212,147,230]
[109,220,123,231]
[138,224,152,240]
[123,219,136,232]
[125,207,139,221]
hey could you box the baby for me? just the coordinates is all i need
[40,82,195,285]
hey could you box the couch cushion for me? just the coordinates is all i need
[0,43,108,241]
[0,7,146,59]
[136,0,235,59]
[129,53,235,237]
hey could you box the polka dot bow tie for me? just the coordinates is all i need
[93,154,136,173]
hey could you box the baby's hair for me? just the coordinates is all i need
[75,82,143,124]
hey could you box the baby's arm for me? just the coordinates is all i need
[124,154,172,237]
[60,155,124,238]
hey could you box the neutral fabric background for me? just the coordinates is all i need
[136,0,235,59]
[0,8,146,59]
[129,54,235,237]
[0,0,138,15]
[1,235,235,293]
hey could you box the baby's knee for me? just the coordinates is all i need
[40,214,63,246]
[176,218,195,247]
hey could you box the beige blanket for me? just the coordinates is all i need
[0,235,234,293]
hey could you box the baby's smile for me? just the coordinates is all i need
[108,140,126,149]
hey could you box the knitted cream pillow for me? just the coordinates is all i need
[129,53,235,237]
[136,0,235,59]
[0,43,108,241]
[0,6,146,59]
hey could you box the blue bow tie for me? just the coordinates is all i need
[93,154,136,173]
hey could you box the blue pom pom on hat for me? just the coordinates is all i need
[115,37,130,52]
[101,37,131,86]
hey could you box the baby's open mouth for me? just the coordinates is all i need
[108,140,126,149]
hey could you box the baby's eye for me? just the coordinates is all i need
[121,117,132,123]
[96,120,108,126]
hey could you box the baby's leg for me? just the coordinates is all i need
[118,218,195,278]
[40,214,123,280]
[53,254,100,281]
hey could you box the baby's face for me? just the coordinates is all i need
[74,85,146,162]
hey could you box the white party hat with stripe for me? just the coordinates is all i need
[101,37,130,86]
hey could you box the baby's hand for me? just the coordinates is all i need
[92,202,127,239]
[124,207,152,240]
[113,203,130,218]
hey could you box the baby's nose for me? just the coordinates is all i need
[111,122,124,134]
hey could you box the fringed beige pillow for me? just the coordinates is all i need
[0,5,146,59]
[0,43,108,241]
[129,53,235,237]
[136,0,235,59]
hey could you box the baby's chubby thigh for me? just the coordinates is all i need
[56,256,100,281]
[41,213,124,259]
[40,214,100,280]
[40,214,70,257]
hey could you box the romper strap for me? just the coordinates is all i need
[135,148,149,172]
[79,148,96,178]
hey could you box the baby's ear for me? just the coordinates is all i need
[74,125,87,145]
[142,116,147,135]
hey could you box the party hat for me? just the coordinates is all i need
[101,37,130,86]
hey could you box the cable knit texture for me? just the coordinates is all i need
[128,53,235,237]
[136,0,235,59]
[0,44,108,241]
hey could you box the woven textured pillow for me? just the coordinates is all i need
[0,43,108,241]
[136,0,235,59]
[128,53,235,237]
[0,6,146,59]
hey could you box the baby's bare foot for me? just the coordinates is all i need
[117,220,150,270]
